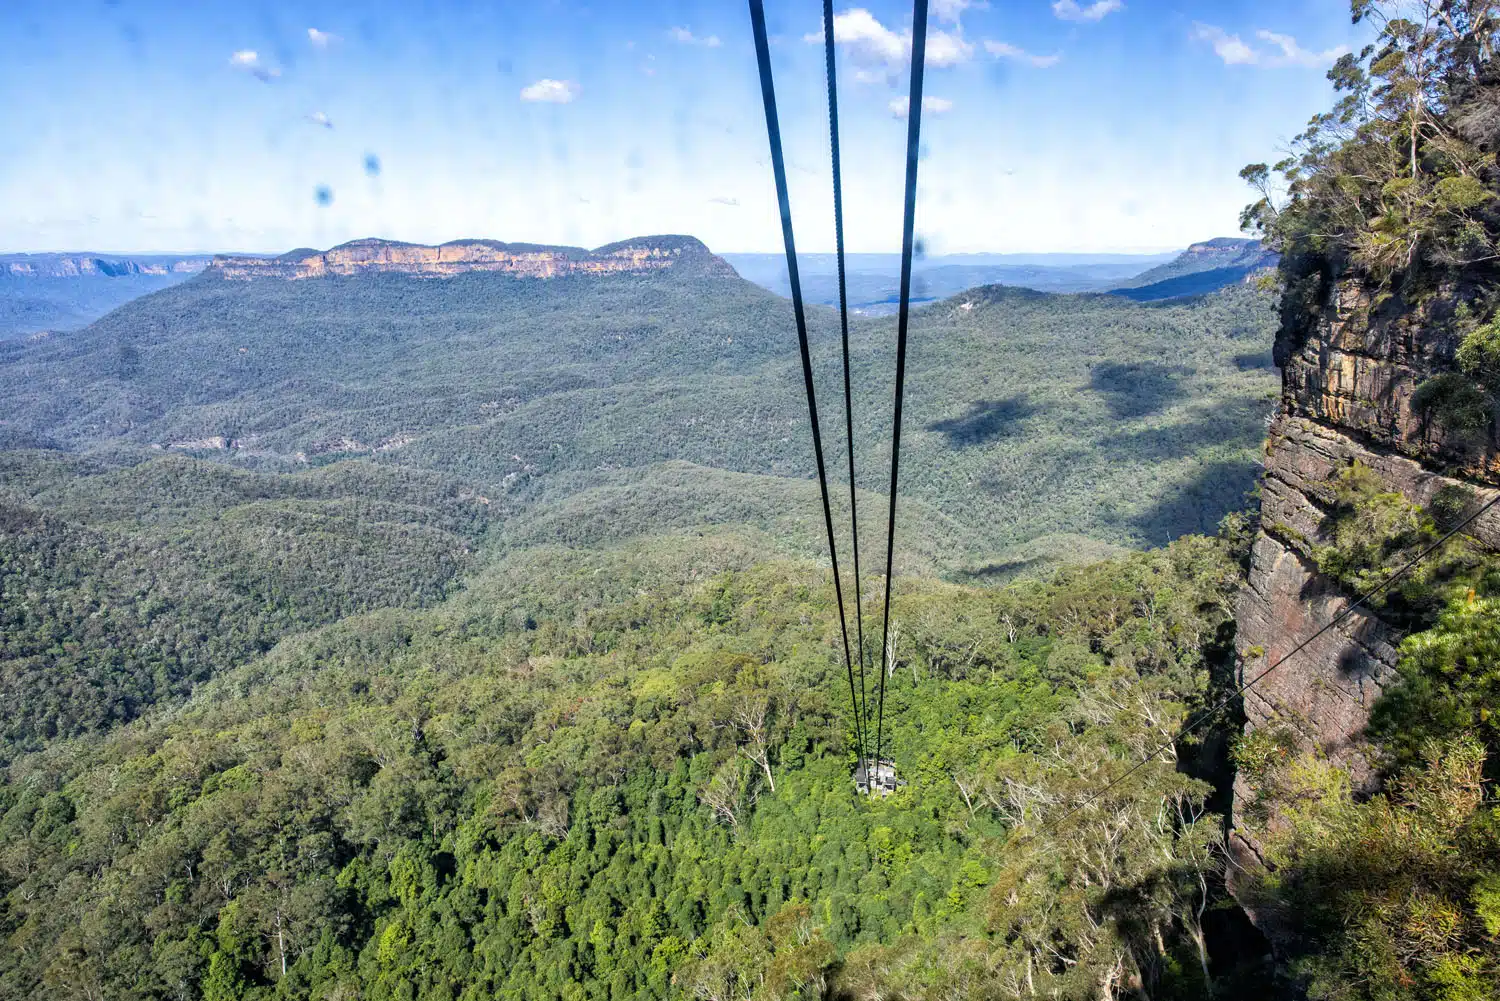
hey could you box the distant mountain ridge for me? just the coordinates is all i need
[1112,237,1277,296]
[0,253,212,339]
[213,235,731,280]
[726,241,1277,313]
[1,252,209,279]
[725,250,1180,314]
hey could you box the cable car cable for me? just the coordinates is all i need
[747,0,867,786]
[875,0,930,770]
[821,0,872,770]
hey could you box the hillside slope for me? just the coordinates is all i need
[0,451,488,754]
[0,236,1278,575]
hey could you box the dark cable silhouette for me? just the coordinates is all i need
[821,0,871,770]
[875,0,930,769]
[747,0,866,786]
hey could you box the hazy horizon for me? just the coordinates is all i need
[3,0,1364,255]
[1,239,1196,258]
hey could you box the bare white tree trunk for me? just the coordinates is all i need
[276,910,288,977]
[734,699,775,793]
[700,759,741,830]
[952,773,977,817]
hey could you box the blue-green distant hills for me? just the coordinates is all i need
[1109,237,1277,300]
[725,238,1275,313]
[0,252,210,339]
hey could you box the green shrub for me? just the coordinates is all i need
[1412,373,1493,450]
[1311,462,1484,625]
[1231,725,1301,780]
[1369,594,1500,777]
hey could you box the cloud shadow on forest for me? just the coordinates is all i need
[1123,456,1260,546]
[1232,351,1276,371]
[955,555,1047,582]
[1089,361,1191,419]
[1100,398,1269,463]
[926,395,1039,448]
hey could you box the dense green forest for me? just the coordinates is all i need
[0,258,1288,997]
[0,529,1262,1001]
[6,1,1500,997]
[0,252,1277,574]
[0,451,488,754]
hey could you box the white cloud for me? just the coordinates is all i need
[889,95,954,119]
[926,30,974,67]
[307,111,334,129]
[520,79,580,103]
[806,8,974,76]
[807,9,906,65]
[1052,0,1123,23]
[1255,29,1348,67]
[669,26,723,47]
[1192,24,1256,64]
[709,196,740,206]
[307,28,340,48]
[932,0,986,26]
[228,49,280,81]
[984,40,1061,68]
[1192,23,1347,68]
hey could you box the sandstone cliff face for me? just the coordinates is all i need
[1230,274,1500,915]
[1,254,208,278]
[211,236,731,281]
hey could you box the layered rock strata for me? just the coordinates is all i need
[1,254,207,278]
[1230,274,1500,911]
[211,236,724,280]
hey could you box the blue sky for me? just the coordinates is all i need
[0,0,1364,254]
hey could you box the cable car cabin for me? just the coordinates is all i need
[854,759,904,797]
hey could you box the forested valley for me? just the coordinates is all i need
[0,242,1287,999]
[5,1,1500,998]
[0,255,1279,999]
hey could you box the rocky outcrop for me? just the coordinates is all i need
[0,254,208,278]
[1229,272,1500,924]
[1114,237,1278,291]
[1275,275,1500,473]
[210,236,731,281]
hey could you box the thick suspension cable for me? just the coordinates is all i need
[747,0,867,785]
[822,0,870,769]
[875,0,929,768]
[1040,490,1500,838]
